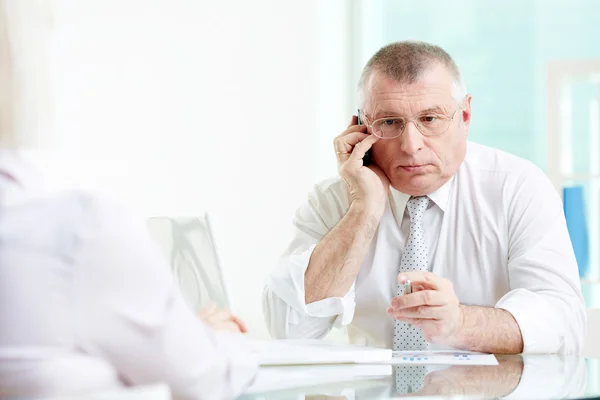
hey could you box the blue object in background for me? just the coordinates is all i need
[563,186,590,278]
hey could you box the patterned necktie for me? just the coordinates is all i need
[394,196,430,394]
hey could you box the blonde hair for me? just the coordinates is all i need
[0,0,15,146]
[0,0,53,147]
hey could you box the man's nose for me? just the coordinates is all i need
[399,122,424,155]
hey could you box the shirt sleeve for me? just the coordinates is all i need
[495,165,586,355]
[263,178,357,339]
[72,196,258,400]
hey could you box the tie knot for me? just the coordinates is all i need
[407,196,429,222]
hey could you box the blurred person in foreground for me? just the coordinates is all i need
[264,40,585,355]
[0,1,257,399]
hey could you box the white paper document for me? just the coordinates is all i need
[245,364,392,394]
[388,351,498,365]
[251,339,392,365]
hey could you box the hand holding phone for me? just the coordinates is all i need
[357,109,373,166]
[333,114,389,218]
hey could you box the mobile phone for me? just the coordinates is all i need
[357,109,372,166]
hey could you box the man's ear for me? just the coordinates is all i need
[462,94,473,135]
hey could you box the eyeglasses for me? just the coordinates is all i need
[359,104,462,139]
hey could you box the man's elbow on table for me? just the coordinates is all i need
[262,286,291,339]
[262,286,338,340]
[499,289,586,354]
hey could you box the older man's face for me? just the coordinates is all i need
[361,64,472,196]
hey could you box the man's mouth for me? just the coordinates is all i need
[400,164,428,172]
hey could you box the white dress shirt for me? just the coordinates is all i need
[0,151,258,399]
[263,142,586,354]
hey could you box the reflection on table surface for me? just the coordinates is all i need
[241,355,599,399]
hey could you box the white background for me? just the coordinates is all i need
[15,0,357,339]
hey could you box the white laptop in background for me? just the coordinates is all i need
[146,214,232,312]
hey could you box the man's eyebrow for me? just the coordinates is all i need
[371,105,447,119]
[419,105,447,114]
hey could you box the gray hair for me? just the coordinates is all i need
[357,41,467,104]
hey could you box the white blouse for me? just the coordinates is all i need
[0,151,258,399]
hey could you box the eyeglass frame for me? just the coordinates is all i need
[358,99,465,140]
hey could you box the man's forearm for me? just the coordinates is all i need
[447,305,524,354]
[304,202,379,304]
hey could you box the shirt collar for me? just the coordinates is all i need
[388,175,455,223]
[426,175,455,213]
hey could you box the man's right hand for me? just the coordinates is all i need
[303,116,389,304]
[334,115,390,218]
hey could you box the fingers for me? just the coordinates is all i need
[388,305,448,320]
[202,316,242,333]
[199,302,217,318]
[335,116,368,152]
[338,129,369,144]
[412,283,426,292]
[390,290,447,310]
[347,134,378,163]
[334,131,370,156]
[213,311,247,332]
[212,320,242,333]
[335,115,377,166]
[232,315,248,333]
[341,121,367,137]
[398,271,448,291]
[200,305,249,334]
[210,309,234,323]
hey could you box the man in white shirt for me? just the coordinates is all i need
[263,41,586,355]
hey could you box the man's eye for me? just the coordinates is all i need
[421,116,437,123]
[383,119,400,126]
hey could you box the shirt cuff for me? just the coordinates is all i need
[266,244,356,327]
[495,288,564,353]
[303,286,356,328]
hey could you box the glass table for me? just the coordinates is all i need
[240,355,600,399]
